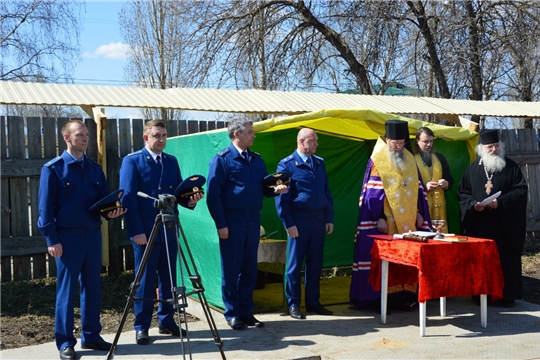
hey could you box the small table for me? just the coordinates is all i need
[368,235,504,336]
[258,239,287,264]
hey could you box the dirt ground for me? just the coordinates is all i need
[1,234,539,350]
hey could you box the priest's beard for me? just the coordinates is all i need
[477,143,506,173]
[387,147,408,172]
[419,150,432,167]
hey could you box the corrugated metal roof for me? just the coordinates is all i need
[1,80,539,119]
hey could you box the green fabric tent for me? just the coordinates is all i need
[166,109,478,309]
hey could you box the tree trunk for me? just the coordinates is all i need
[407,0,451,99]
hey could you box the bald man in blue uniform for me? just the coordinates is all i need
[38,120,126,360]
[275,128,334,320]
[120,120,203,345]
[207,118,288,330]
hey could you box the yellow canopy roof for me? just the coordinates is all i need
[254,108,478,161]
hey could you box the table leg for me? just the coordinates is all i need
[480,294,487,328]
[419,301,426,337]
[381,260,388,324]
[440,297,446,317]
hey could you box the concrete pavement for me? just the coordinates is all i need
[2,296,540,359]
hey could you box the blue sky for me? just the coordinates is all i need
[74,1,141,118]
[74,1,214,120]
[75,1,126,87]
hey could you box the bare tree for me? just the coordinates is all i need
[119,0,539,128]
[5,104,85,118]
[490,1,540,129]
[119,0,189,122]
[1,0,82,82]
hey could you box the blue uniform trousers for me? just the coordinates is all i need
[132,232,178,331]
[285,210,326,308]
[219,216,260,320]
[54,228,103,350]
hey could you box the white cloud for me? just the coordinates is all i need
[82,42,129,59]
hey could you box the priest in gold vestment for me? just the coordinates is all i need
[350,120,432,311]
[414,127,453,232]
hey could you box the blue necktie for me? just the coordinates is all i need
[242,150,248,161]
[156,155,162,170]
[307,157,313,170]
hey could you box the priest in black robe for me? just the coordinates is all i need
[458,129,528,307]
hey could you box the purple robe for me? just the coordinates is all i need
[349,158,432,307]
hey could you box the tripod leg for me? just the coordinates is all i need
[106,216,162,360]
[164,223,192,360]
[176,218,226,360]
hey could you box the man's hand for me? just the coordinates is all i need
[437,179,448,189]
[486,199,498,209]
[426,181,439,192]
[286,225,299,238]
[188,192,204,206]
[133,233,147,245]
[416,213,424,229]
[274,184,288,194]
[325,223,334,235]
[48,243,63,258]
[218,227,229,239]
[106,208,127,219]
[377,218,388,234]
[474,203,486,212]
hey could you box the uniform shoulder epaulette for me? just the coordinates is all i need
[313,154,324,162]
[283,155,294,163]
[161,151,176,160]
[218,148,230,157]
[44,156,62,167]
[251,151,261,157]
[128,150,143,157]
[86,157,99,166]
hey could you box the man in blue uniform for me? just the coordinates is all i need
[207,117,288,330]
[275,128,335,320]
[38,120,127,360]
[119,120,203,345]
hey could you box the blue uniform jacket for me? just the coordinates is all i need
[275,152,334,228]
[207,143,275,229]
[119,148,191,240]
[37,151,110,246]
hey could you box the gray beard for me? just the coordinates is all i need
[387,148,407,172]
[477,144,506,173]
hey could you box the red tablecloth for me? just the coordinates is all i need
[368,236,505,303]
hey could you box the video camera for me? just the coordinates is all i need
[137,192,177,212]
[153,194,177,210]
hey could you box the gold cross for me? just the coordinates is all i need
[485,180,493,195]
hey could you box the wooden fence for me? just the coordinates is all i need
[1,117,539,282]
[0,116,226,282]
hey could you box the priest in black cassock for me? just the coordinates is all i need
[458,129,528,307]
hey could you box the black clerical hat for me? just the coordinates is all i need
[263,171,292,188]
[479,129,499,145]
[175,175,206,198]
[385,120,409,140]
[89,189,123,213]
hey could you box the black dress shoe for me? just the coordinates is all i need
[136,330,150,345]
[239,315,265,328]
[59,346,76,360]
[81,339,112,351]
[306,305,333,315]
[159,324,187,337]
[288,306,306,319]
[226,317,247,330]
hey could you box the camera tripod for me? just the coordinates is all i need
[107,193,225,360]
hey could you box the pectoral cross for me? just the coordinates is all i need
[485,180,493,195]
